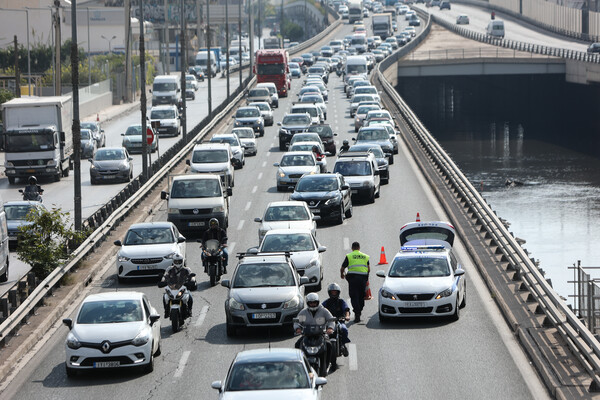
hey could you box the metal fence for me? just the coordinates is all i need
[569,261,600,337]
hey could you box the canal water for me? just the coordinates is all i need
[396,74,600,301]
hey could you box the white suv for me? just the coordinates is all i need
[186,142,235,187]
[333,152,381,203]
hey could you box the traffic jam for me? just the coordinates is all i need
[58,1,467,397]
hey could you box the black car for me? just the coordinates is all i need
[277,113,312,150]
[89,147,134,184]
[301,53,315,67]
[588,43,600,54]
[290,173,353,225]
[306,124,337,155]
[80,128,97,158]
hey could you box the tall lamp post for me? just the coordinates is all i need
[101,35,117,53]
[225,0,230,98]
[206,0,212,115]
[140,0,148,181]
[180,0,187,144]
[0,8,31,95]
[238,0,242,87]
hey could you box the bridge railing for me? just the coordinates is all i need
[374,9,600,392]
[569,261,600,337]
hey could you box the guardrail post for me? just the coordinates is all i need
[0,298,8,322]
[27,272,36,296]
[18,280,27,304]
[8,290,18,313]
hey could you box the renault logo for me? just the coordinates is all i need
[101,341,111,353]
[261,303,267,309]
[193,208,199,215]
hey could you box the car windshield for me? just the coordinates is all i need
[357,105,380,115]
[308,67,324,74]
[280,154,315,167]
[334,161,372,176]
[301,95,323,103]
[257,63,285,75]
[289,62,300,68]
[95,149,125,160]
[192,149,229,163]
[248,88,269,97]
[307,125,333,138]
[250,103,269,111]
[264,206,310,221]
[355,87,377,95]
[211,136,240,147]
[123,227,175,245]
[351,37,366,45]
[296,176,338,192]
[153,82,177,91]
[353,95,373,103]
[389,256,450,277]
[301,87,319,95]
[170,179,222,198]
[236,108,260,117]
[350,146,384,158]
[5,204,36,220]
[80,122,98,132]
[400,227,455,245]
[290,144,318,152]
[77,300,143,324]
[151,109,176,119]
[233,263,295,288]
[367,111,390,119]
[292,134,319,143]
[357,129,389,140]
[261,233,314,252]
[80,129,92,141]
[283,115,311,125]
[232,129,254,138]
[125,125,142,136]
[292,107,317,117]
[226,361,310,391]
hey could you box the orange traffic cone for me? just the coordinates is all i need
[416,212,420,222]
[96,113,99,122]
[378,246,388,265]
[364,281,372,300]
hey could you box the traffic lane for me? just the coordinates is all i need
[0,255,29,296]
[414,3,589,51]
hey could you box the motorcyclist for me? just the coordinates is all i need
[294,293,336,370]
[491,11,496,19]
[201,218,228,274]
[23,176,43,201]
[322,283,351,357]
[312,145,324,161]
[339,140,350,153]
[158,253,196,318]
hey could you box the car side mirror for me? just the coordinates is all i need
[315,377,328,387]
[161,191,169,200]
[211,381,223,392]
[455,268,465,276]
[121,133,125,136]
[227,187,233,196]
[374,170,380,175]
[128,157,133,161]
[186,159,191,165]
[352,137,356,141]
[220,280,230,288]
[88,158,93,163]
[62,318,73,330]
[318,245,327,253]
[178,236,186,243]
[149,314,160,326]
[114,240,122,246]
[273,162,280,167]
[299,276,310,285]
[231,115,235,118]
[254,217,262,222]
[313,215,321,221]
[376,270,386,278]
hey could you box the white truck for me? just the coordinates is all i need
[195,49,220,77]
[372,13,393,39]
[348,0,363,23]
[1,96,73,184]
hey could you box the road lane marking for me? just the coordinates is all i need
[262,161,267,167]
[194,306,209,327]
[229,242,236,254]
[252,185,258,193]
[343,237,350,250]
[174,350,191,378]
[348,344,358,371]
[258,172,263,180]
[245,201,251,211]
[237,220,245,230]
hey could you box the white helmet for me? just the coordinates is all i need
[173,253,184,270]
[306,293,320,312]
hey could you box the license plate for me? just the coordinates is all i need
[94,361,120,368]
[351,190,358,194]
[311,209,320,214]
[138,265,157,270]
[405,302,425,307]
[26,169,35,173]
[189,222,205,227]
[103,175,116,179]
[252,313,276,319]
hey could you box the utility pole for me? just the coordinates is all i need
[13,36,20,98]
[225,0,230,98]
[238,0,242,87]
[125,0,133,102]
[249,0,253,79]
[257,0,261,49]
[180,0,188,144]
[140,0,148,181]
[164,0,169,74]
[207,0,212,114]
[71,0,82,232]
[54,0,61,96]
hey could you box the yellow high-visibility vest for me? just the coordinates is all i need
[346,250,369,275]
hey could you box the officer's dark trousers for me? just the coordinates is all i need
[346,274,368,316]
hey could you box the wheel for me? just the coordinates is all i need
[90,178,97,185]
[375,185,380,198]
[65,364,77,378]
[318,354,328,377]
[209,265,217,287]
[226,322,236,337]
[451,299,460,321]
[63,163,70,177]
[345,202,353,218]
[154,342,161,356]
[54,168,61,182]
[276,185,285,192]
[0,260,8,283]
[389,154,394,165]
[460,283,467,308]
[7,177,15,184]
[117,275,125,284]
[368,189,375,204]
[144,353,154,374]
[279,142,287,151]
[336,204,344,225]
[171,308,180,332]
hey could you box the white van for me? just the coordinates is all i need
[486,20,505,38]
[161,174,231,233]
[186,143,235,188]
[0,200,9,282]
[345,55,368,80]
[195,50,219,77]
[151,75,182,108]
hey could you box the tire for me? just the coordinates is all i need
[318,354,328,377]
[368,189,375,204]
[460,283,467,308]
[144,353,154,374]
[336,204,344,225]
[154,342,161,357]
[279,142,287,151]
[345,202,353,218]
[90,178,97,185]
[7,177,15,184]
[209,265,217,287]
[226,322,236,337]
[171,308,180,332]
[451,299,460,321]
[276,185,285,192]
[0,260,8,283]
[389,154,394,165]
[375,185,380,198]
[65,364,77,378]
[54,168,61,182]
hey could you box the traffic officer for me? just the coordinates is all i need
[340,241,370,322]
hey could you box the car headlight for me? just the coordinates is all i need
[279,128,289,135]
[324,195,341,206]
[90,163,96,169]
[381,288,397,300]
[233,149,241,155]
[435,287,454,299]
[278,169,286,178]
[118,255,130,262]
[119,164,129,171]
[66,332,81,349]
[132,328,151,346]
[164,252,177,260]
[168,208,180,214]
[229,297,245,311]
[234,121,242,126]
[212,206,224,212]
[283,295,300,309]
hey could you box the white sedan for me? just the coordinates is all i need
[254,201,319,242]
[212,348,326,399]
[63,291,161,376]
[376,246,466,321]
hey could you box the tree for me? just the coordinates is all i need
[16,207,87,279]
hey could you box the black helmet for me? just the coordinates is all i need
[312,145,319,152]
[342,140,349,145]
[327,283,341,299]
[28,176,37,185]
[209,218,219,229]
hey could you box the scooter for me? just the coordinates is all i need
[159,273,196,332]
[202,239,224,287]
[19,187,43,202]
[296,321,335,377]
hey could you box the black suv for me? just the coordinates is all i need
[290,173,353,225]
[277,113,312,150]
[306,124,337,155]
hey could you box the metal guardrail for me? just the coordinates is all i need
[405,47,556,60]
[373,8,600,392]
[0,11,343,348]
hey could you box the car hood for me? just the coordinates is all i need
[221,389,318,400]
[281,124,310,131]
[280,166,318,175]
[93,159,127,169]
[119,243,177,258]
[72,321,145,343]
[123,136,142,143]
[287,250,317,269]
[190,162,229,173]
[151,118,177,126]
[239,138,256,146]
[231,287,299,303]
[291,191,339,201]
[383,276,455,294]
[260,221,313,232]
[356,139,392,149]
[344,176,373,184]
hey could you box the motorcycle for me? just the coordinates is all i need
[19,187,43,202]
[296,320,336,377]
[328,317,348,358]
[159,273,196,332]
[336,67,343,77]
[202,239,224,287]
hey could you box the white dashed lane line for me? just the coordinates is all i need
[258,172,263,180]
[194,306,209,327]
[229,242,236,254]
[173,350,191,378]
[252,185,258,193]
[343,237,350,250]
[262,161,267,167]
[348,344,358,371]
[244,201,251,211]
[237,220,245,230]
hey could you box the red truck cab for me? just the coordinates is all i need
[254,49,291,97]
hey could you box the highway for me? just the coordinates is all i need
[0,18,549,400]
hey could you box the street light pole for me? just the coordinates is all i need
[54,1,61,96]
[71,0,82,232]
[225,0,230,98]
[140,0,148,181]
[87,7,91,89]
[180,0,187,145]
[207,0,212,115]
[238,0,242,87]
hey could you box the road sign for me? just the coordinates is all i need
[146,127,154,145]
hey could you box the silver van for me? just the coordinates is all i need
[486,20,505,38]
